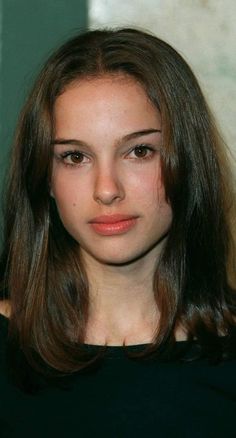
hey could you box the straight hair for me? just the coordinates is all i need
[1,28,236,380]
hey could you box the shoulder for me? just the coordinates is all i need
[0,300,11,319]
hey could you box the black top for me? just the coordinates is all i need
[0,314,236,438]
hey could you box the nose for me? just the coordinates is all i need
[93,165,125,205]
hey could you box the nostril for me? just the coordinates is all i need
[93,175,125,205]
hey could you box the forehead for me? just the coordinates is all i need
[54,75,161,142]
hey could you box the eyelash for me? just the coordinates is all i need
[56,144,156,167]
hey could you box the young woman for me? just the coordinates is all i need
[0,28,236,437]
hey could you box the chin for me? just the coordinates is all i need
[88,247,155,267]
[91,252,135,266]
[79,236,168,267]
[102,256,137,267]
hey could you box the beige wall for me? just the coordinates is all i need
[89,0,236,168]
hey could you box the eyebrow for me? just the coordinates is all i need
[52,128,162,147]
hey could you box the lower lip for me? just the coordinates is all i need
[90,218,138,236]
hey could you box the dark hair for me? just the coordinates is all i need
[1,28,236,379]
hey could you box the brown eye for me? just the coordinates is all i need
[134,146,149,158]
[70,152,84,163]
[128,144,156,161]
[60,150,89,166]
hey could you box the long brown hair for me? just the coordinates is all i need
[1,28,236,377]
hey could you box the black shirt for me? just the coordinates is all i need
[0,314,236,437]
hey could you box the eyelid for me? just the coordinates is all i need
[54,149,90,166]
[124,143,156,154]
[54,146,87,154]
[126,142,158,151]
[60,150,84,157]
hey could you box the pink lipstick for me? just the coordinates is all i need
[89,214,138,236]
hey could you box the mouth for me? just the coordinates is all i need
[88,215,139,236]
[89,214,138,224]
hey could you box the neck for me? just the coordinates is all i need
[82,249,160,346]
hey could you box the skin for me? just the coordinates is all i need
[51,75,173,345]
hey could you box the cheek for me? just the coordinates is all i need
[51,174,87,216]
[131,165,172,229]
[128,163,165,206]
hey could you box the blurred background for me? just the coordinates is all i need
[0,0,235,194]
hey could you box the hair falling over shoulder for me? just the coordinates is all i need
[0,27,236,380]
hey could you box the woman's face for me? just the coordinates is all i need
[51,75,172,265]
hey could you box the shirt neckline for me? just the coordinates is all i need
[0,312,192,349]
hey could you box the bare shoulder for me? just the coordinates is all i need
[0,300,11,318]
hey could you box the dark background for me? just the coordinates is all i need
[0,0,88,193]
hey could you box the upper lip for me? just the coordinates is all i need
[89,214,138,224]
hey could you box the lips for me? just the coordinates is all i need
[89,214,138,224]
[88,214,138,236]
